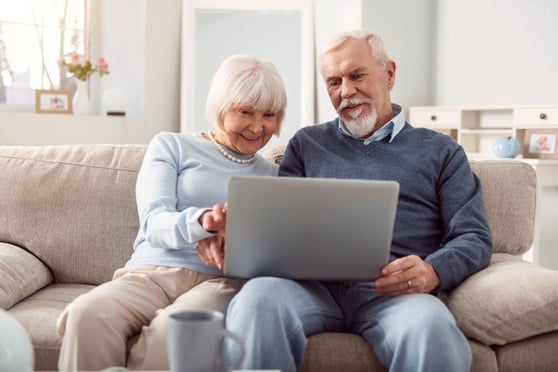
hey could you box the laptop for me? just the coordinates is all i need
[223,176,399,281]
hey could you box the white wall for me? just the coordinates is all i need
[362,0,435,112]
[96,0,145,118]
[313,0,363,123]
[435,0,558,106]
[89,0,558,140]
[97,0,181,143]
[8,0,552,146]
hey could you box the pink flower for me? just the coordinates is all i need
[59,53,110,81]
[70,52,81,63]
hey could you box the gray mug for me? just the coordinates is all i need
[167,310,245,372]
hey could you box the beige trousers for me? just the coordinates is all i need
[56,266,244,371]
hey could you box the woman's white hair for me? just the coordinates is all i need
[205,55,287,134]
[318,29,391,72]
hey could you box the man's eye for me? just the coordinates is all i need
[351,73,365,80]
[328,80,340,88]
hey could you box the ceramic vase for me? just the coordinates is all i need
[493,137,521,158]
[73,80,94,115]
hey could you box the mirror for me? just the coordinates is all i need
[181,0,315,150]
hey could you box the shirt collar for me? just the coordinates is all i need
[338,103,405,145]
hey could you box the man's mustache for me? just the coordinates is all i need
[336,98,373,114]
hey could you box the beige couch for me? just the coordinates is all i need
[1,144,558,371]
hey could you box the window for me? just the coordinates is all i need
[0,0,88,109]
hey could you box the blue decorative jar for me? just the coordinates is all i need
[493,137,520,158]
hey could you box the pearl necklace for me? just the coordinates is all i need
[208,131,256,164]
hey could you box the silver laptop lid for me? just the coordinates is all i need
[224,176,399,281]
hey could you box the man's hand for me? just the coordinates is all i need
[374,255,440,296]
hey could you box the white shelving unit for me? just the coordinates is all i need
[409,104,558,270]
[409,105,558,157]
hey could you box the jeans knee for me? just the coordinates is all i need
[230,277,286,311]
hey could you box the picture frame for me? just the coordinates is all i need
[35,89,73,114]
[522,128,558,159]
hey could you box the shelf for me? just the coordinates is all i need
[460,128,513,135]
[0,112,146,145]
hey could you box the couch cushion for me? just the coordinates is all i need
[0,242,52,309]
[300,333,385,372]
[0,145,146,284]
[447,253,558,345]
[469,339,498,372]
[495,332,558,372]
[9,283,94,371]
[469,160,536,255]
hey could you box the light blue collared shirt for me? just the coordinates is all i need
[338,103,405,145]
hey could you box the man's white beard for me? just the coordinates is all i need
[343,111,378,138]
[337,98,378,138]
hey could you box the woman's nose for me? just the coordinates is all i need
[248,114,265,133]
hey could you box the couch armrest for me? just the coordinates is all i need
[446,253,558,346]
[0,242,53,309]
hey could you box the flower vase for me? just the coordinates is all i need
[73,80,94,115]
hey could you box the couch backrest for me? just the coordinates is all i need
[469,160,536,255]
[0,145,537,285]
[0,145,146,284]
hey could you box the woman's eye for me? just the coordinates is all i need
[264,112,277,118]
[238,109,252,116]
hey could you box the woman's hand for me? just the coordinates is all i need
[199,203,227,233]
[197,231,225,269]
[197,204,227,269]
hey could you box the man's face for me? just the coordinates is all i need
[320,38,395,136]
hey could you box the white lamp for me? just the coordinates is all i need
[101,88,129,116]
[0,309,34,372]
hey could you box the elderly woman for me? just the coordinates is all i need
[56,55,287,371]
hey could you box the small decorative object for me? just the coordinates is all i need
[35,89,73,114]
[101,88,128,116]
[0,309,34,372]
[58,53,110,115]
[493,136,520,158]
[522,128,558,159]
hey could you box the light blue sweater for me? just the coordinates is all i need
[126,132,278,275]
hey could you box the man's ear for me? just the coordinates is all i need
[386,60,396,90]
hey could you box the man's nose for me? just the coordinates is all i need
[340,79,357,98]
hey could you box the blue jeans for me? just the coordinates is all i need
[226,277,471,372]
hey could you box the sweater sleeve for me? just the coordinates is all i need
[135,133,214,249]
[425,147,493,291]
[278,136,305,177]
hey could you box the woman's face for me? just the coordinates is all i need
[214,105,279,155]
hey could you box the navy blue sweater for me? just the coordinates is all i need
[279,118,493,291]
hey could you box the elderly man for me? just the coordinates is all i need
[226,29,492,372]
